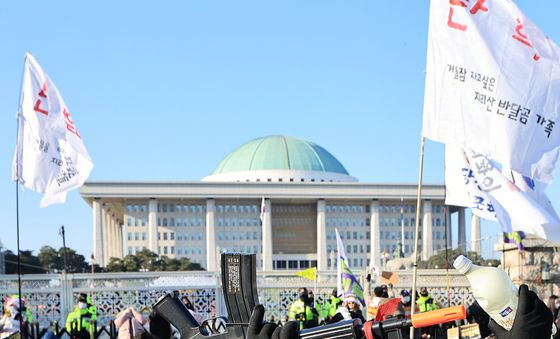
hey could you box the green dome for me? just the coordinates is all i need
[212,135,349,174]
[203,136,357,182]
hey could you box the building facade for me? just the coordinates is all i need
[80,136,478,270]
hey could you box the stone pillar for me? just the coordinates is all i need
[262,199,273,271]
[446,207,452,250]
[116,221,123,258]
[206,199,217,272]
[458,208,466,252]
[471,214,481,254]
[106,216,113,261]
[148,199,158,254]
[102,208,110,265]
[317,199,327,271]
[422,200,433,261]
[92,198,104,267]
[370,200,380,268]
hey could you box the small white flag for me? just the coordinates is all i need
[423,0,560,183]
[259,197,266,223]
[12,53,93,207]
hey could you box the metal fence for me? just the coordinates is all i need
[0,269,473,328]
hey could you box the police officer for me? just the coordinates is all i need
[416,287,440,338]
[320,288,341,323]
[65,293,97,338]
[287,288,316,330]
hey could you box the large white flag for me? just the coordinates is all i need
[12,53,93,207]
[444,146,560,242]
[423,0,560,183]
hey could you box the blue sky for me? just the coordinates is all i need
[1,1,559,260]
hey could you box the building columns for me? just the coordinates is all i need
[114,218,122,258]
[262,199,273,271]
[471,214,481,254]
[107,216,113,261]
[458,208,466,252]
[370,200,380,268]
[316,199,327,271]
[92,198,104,267]
[446,207,452,251]
[422,200,433,261]
[206,199,217,271]
[148,199,158,254]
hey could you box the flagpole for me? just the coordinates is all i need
[410,136,425,339]
[14,53,28,338]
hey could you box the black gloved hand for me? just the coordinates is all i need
[247,305,278,339]
[489,284,552,339]
[271,321,299,339]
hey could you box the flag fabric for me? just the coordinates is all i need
[445,146,560,242]
[12,53,93,207]
[295,267,317,281]
[444,145,498,221]
[335,229,365,306]
[503,231,526,251]
[422,0,560,183]
[259,197,266,223]
[375,298,402,322]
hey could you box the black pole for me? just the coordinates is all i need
[60,225,68,273]
[16,182,24,338]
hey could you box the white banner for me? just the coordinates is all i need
[12,53,93,207]
[423,0,560,183]
[445,145,560,242]
[444,146,497,221]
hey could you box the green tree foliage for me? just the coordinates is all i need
[417,248,500,269]
[37,246,87,273]
[5,250,45,274]
[104,249,204,272]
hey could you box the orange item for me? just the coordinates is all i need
[411,305,466,328]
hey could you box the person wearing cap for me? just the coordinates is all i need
[287,287,316,330]
[329,294,365,324]
[320,288,342,323]
[367,286,389,321]
[65,293,97,338]
[416,288,440,339]
[416,288,439,313]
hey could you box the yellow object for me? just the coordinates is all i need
[295,267,317,281]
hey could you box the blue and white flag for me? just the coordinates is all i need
[445,146,560,242]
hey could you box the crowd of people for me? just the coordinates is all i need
[1,283,557,339]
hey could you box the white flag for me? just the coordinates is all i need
[259,197,266,223]
[12,53,93,207]
[423,0,560,183]
[444,146,497,221]
[335,229,346,297]
[445,146,560,242]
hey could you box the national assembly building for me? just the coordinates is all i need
[79,135,480,271]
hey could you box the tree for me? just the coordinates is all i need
[418,248,500,269]
[37,246,87,273]
[5,250,45,274]
[38,246,60,272]
[106,257,125,272]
